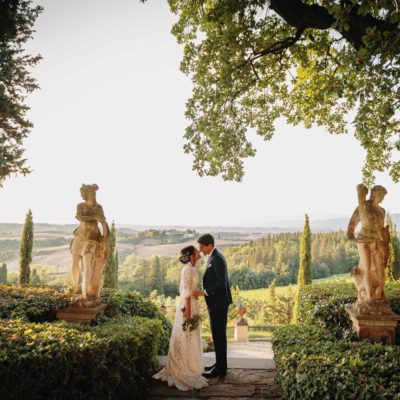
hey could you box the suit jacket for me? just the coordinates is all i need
[203,248,232,311]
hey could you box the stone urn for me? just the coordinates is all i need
[236,305,247,321]
[234,304,248,342]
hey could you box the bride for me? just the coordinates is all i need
[153,245,209,391]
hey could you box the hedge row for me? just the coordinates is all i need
[0,317,163,400]
[273,281,400,399]
[99,289,172,355]
[295,281,400,338]
[0,285,173,399]
[0,285,172,354]
[274,324,400,400]
[0,285,70,322]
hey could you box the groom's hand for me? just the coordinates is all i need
[193,290,204,299]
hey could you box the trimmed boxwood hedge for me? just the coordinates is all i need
[0,285,173,399]
[295,281,400,339]
[274,324,400,400]
[98,289,172,355]
[0,317,163,400]
[273,281,400,400]
[0,285,70,322]
[0,285,172,354]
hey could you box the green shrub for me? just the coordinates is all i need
[0,284,69,322]
[274,281,400,399]
[0,285,172,398]
[273,324,400,400]
[0,317,163,400]
[295,281,400,338]
[97,289,172,355]
[0,285,172,354]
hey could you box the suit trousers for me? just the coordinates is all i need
[208,305,229,374]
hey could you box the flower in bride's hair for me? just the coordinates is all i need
[179,252,190,264]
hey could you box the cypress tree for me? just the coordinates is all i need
[297,214,312,286]
[148,255,164,295]
[114,249,119,288]
[31,268,40,285]
[103,221,118,289]
[0,263,7,284]
[387,215,400,281]
[19,209,34,284]
[266,279,279,325]
[293,214,312,323]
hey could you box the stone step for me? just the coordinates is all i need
[147,369,283,400]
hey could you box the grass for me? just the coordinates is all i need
[240,273,352,301]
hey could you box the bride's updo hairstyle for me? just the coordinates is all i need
[179,245,196,264]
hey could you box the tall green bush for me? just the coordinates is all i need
[103,221,118,289]
[297,214,312,286]
[18,209,33,284]
[0,263,7,284]
[293,214,312,322]
[387,215,400,281]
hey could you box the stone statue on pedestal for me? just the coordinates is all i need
[347,184,390,310]
[70,184,109,308]
[346,184,400,343]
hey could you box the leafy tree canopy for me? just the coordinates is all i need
[154,0,400,184]
[0,0,42,186]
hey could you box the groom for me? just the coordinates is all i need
[193,234,232,379]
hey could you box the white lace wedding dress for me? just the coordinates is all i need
[153,263,209,391]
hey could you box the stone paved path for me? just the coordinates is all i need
[148,341,282,399]
[157,341,275,370]
[147,368,282,399]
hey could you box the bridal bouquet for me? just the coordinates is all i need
[181,307,202,332]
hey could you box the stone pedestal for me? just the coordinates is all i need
[56,303,107,324]
[234,318,249,342]
[347,304,400,344]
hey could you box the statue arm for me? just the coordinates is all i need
[356,184,368,209]
[347,207,360,240]
[75,204,105,222]
[101,220,109,238]
[96,205,106,222]
[95,205,109,237]
[75,205,85,222]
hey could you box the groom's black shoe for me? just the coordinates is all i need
[202,367,226,379]
[204,363,216,372]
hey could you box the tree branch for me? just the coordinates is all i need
[251,28,304,61]
[269,0,334,31]
[269,0,397,50]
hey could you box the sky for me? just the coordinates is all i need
[0,0,399,227]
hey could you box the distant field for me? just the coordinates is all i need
[240,273,352,301]
[133,239,247,259]
[3,238,248,272]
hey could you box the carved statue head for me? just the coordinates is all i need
[370,185,387,204]
[80,184,99,202]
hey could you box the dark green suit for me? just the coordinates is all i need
[203,248,232,374]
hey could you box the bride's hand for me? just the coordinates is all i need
[192,290,204,299]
